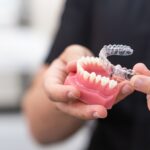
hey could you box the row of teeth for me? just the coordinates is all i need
[78,56,103,66]
[77,57,117,89]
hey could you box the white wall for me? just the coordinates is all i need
[0,0,65,108]
[29,0,65,37]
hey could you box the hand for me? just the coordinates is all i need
[130,63,150,110]
[44,45,134,120]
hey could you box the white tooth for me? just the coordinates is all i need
[89,72,96,82]
[77,62,81,69]
[93,57,98,65]
[77,63,84,74]
[91,72,96,77]
[98,59,103,66]
[79,57,88,66]
[96,58,103,66]
[83,58,89,65]
[109,80,117,89]
[77,61,80,67]
[83,71,89,80]
[101,77,109,86]
[91,57,96,64]
[95,75,101,83]
[83,59,87,65]
[77,63,80,72]
[80,68,84,74]
[86,57,91,64]
[79,57,85,65]
[95,58,100,65]
[79,68,84,75]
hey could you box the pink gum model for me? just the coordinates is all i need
[64,56,120,109]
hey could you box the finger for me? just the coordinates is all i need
[45,83,80,102]
[133,63,150,76]
[146,94,150,111]
[130,75,150,94]
[116,81,134,103]
[56,101,107,120]
[65,49,94,77]
[66,61,77,73]
[44,59,80,102]
[60,44,93,63]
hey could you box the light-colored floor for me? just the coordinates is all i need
[0,113,95,150]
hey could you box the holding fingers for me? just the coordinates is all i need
[130,63,150,110]
[44,59,80,102]
[44,44,135,120]
[44,45,109,120]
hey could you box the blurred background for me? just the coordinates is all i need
[0,0,94,150]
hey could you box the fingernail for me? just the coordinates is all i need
[68,92,79,100]
[93,112,101,118]
[122,84,133,95]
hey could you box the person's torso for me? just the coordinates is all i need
[88,0,150,150]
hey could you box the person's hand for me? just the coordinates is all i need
[130,63,150,110]
[44,45,134,120]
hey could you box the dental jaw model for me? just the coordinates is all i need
[65,45,135,109]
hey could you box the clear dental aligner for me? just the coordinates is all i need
[64,44,135,109]
[99,44,135,80]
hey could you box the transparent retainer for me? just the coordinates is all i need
[99,44,136,81]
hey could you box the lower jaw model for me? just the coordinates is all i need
[64,45,134,109]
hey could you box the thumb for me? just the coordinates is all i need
[130,75,150,94]
[131,63,150,94]
[133,63,150,76]
[60,44,93,63]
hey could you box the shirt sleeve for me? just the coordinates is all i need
[45,0,92,64]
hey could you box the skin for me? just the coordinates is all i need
[22,45,135,144]
[130,63,150,110]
